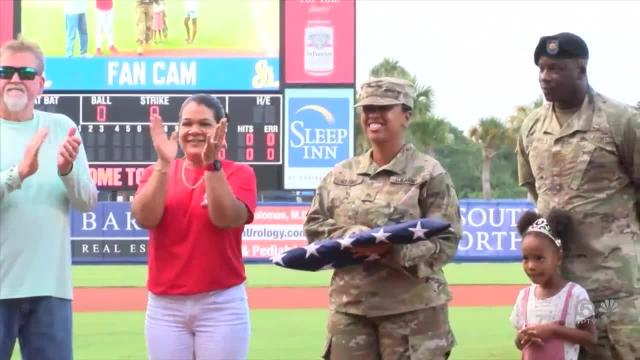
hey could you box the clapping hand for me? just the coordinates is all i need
[202,118,227,164]
[57,128,81,176]
[149,114,177,166]
[18,128,49,180]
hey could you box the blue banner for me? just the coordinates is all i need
[457,199,534,262]
[70,200,535,264]
[71,202,146,238]
[43,57,279,91]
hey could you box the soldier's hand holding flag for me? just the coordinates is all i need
[272,218,450,271]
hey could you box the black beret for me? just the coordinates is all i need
[534,32,589,65]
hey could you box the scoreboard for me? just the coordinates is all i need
[34,94,282,190]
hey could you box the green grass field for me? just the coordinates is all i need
[72,262,527,287]
[20,0,279,57]
[11,263,525,359]
[13,308,520,360]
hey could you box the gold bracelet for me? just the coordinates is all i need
[154,164,169,174]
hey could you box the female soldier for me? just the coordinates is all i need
[304,77,462,360]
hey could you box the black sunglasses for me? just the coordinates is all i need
[361,104,396,114]
[0,66,39,80]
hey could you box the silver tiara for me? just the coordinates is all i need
[526,218,561,247]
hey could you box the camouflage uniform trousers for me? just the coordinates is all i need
[580,295,640,360]
[136,4,153,44]
[323,305,455,360]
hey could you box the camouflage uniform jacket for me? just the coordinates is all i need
[517,90,640,301]
[304,144,462,317]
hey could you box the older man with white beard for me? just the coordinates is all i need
[0,38,96,360]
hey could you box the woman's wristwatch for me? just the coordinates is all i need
[205,160,222,172]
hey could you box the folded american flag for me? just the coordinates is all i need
[271,218,450,271]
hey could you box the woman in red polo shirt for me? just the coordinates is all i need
[132,94,257,360]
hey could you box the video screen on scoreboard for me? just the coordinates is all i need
[0,0,14,44]
[34,93,282,190]
[19,0,280,91]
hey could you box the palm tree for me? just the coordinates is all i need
[353,113,370,155]
[369,58,413,80]
[468,117,510,199]
[359,58,445,154]
[369,58,434,115]
[412,85,434,119]
[408,115,450,155]
[506,96,543,146]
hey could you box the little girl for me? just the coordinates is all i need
[510,209,597,360]
[152,0,166,43]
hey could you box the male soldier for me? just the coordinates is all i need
[304,77,462,359]
[517,32,640,359]
[135,0,153,55]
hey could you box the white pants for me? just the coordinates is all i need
[95,9,113,47]
[145,283,250,360]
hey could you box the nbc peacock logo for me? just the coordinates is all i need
[597,299,619,319]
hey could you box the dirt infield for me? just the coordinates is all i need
[73,285,522,312]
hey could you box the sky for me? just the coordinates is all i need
[355,0,640,132]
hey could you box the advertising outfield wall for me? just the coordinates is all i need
[71,199,534,264]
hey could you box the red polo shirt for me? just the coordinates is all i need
[136,159,257,295]
[96,0,113,11]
